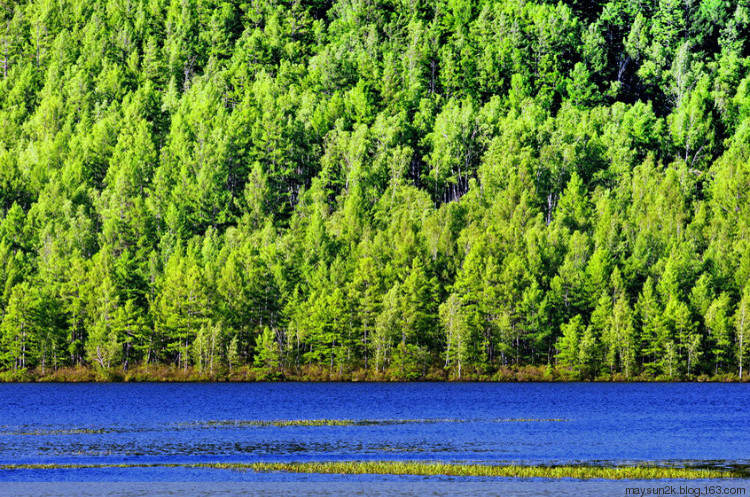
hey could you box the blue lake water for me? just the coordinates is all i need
[0,382,749,486]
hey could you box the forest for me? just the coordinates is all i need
[1,0,750,381]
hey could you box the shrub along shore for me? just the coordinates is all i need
[1,364,744,383]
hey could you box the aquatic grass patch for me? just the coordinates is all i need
[0,463,172,470]
[192,419,431,427]
[0,462,744,480]
[0,428,116,436]
[186,419,412,428]
[196,419,359,427]
[492,418,568,422]
[183,418,570,428]
[236,462,743,479]
[1,417,571,437]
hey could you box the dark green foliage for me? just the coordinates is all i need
[2,0,750,380]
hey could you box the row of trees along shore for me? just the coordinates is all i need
[3,0,750,381]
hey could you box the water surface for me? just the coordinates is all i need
[1,382,749,482]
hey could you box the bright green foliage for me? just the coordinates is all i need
[735,287,750,380]
[253,326,281,378]
[1,283,40,370]
[705,293,733,375]
[84,271,122,370]
[153,248,211,369]
[2,0,750,380]
[555,315,584,376]
[440,293,470,379]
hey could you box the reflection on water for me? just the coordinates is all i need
[0,383,749,482]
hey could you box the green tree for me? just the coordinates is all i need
[556,314,584,376]
[0,283,40,371]
[84,274,122,370]
[153,249,211,369]
[705,293,733,375]
[253,326,281,378]
[735,287,750,380]
[440,292,470,379]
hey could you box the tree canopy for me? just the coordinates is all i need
[2,0,750,380]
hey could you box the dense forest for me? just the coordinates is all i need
[2,0,750,381]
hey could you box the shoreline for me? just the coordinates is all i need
[0,364,746,383]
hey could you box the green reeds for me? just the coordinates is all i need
[194,418,435,427]
[199,419,358,427]
[1,418,570,437]
[0,461,743,479]
[0,427,118,436]
[238,462,742,479]
[190,418,569,428]
[0,463,161,470]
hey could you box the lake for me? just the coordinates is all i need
[1,382,749,494]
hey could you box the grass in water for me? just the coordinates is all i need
[197,419,450,427]
[199,419,358,427]
[2,428,112,436]
[0,461,743,480]
[190,418,569,428]
[236,462,742,480]
[1,418,569,437]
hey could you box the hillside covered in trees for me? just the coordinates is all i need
[2,0,750,381]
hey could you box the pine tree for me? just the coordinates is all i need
[440,293,469,379]
[153,249,211,369]
[705,293,732,375]
[556,314,584,376]
[735,287,750,380]
[0,283,40,371]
